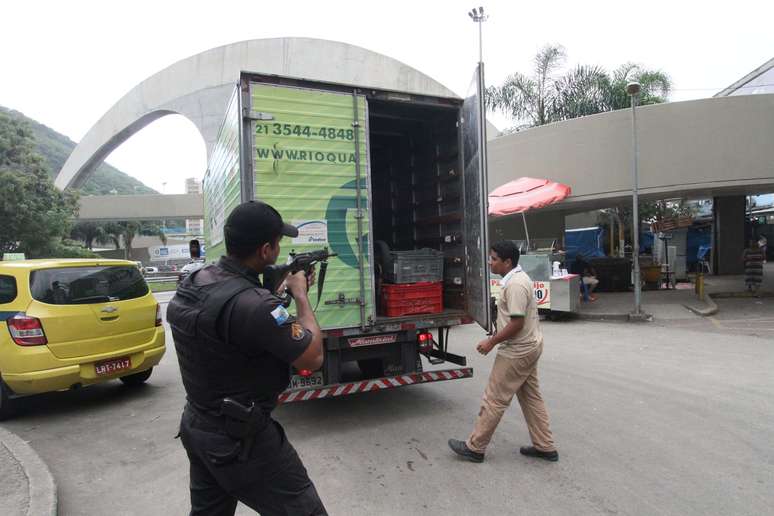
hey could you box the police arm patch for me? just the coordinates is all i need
[270,305,290,326]
[291,322,305,340]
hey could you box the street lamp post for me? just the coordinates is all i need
[626,81,642,317]
[468,6,488,64]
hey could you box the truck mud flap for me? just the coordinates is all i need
[278,367,473,404]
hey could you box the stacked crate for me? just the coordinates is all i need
[380,249,444,316]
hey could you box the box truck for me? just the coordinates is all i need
[203,67,491,403]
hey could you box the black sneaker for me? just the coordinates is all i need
[519,446,559,462]
[448,439,485,463]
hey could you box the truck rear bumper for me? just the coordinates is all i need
[278,366,473,404]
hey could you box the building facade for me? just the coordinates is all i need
[184,177,204,235]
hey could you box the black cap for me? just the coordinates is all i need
[224,201,298,248]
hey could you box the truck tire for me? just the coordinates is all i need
[357,359,384,379]
[119,368,153,386]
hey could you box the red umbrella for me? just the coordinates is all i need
[488,177,572,217]
[488,177,572,250]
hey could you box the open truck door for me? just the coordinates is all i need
[461,63,491,332]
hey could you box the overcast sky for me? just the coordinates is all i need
[2,0,773,194]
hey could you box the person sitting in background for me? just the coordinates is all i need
[572,254,599,301]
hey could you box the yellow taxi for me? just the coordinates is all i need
[0,259,165,418]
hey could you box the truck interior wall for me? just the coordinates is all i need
[368,100,466,315]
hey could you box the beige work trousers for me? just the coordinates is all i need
[466,344,556,454]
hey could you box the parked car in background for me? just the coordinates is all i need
[0,259,166,419]
[142,266,159,274]
[177,258,206,284]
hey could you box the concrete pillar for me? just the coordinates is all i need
[712,196,746,274]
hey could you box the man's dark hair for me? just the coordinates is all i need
[189,239,201,259]
[491,240,521,267]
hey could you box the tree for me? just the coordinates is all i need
[139,221,168,246]
[70,221,108,250]
[486,44,672,130]
[102,222,124,251]
[0,111,79,257]
[487,46,683,248]
[100,220,167,259]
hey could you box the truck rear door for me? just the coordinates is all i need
[244,78,373,330]
[460,64,491,331]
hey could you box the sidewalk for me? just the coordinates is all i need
[0,426,58,515]
[576,262,774,321]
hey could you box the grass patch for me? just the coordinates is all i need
[149,281,178,292]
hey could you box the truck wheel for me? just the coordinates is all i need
[357,359,384,379]
[119,368,153,386]
[0,380,15,421]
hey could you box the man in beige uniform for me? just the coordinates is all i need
[449,240,558,463]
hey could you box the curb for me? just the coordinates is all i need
[0,426,57,516]
[683,294,719,317]
[708,291,774,299]
[575,312,652,322]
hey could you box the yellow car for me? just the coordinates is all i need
[0,259,165,418]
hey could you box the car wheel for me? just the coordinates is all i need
[119,368,153,386]
[0,380,15,421]
[357,359,384,379]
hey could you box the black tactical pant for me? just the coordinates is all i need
[179,405,327,516]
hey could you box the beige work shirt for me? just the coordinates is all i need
[495,268,543,358]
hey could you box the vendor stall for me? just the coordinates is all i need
[488,177,579,315]
[490,254,580,315]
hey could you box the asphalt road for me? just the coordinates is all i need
[2,293,773,515]
[655,295,774,338]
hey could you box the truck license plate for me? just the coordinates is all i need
[290,372,323,389]
[94,357,131,376]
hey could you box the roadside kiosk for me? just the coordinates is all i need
[488,177,580,317]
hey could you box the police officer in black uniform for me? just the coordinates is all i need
[167,200,327,516]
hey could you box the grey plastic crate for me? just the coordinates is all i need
[384,248,444,284]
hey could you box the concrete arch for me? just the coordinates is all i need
[56,38,458,190]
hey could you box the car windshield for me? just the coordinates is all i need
[30,265,149,305]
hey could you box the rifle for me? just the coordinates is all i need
[263,248,337,309]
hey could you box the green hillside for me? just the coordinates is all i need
[0,106,157,195]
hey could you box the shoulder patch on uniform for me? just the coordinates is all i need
[291,322,305,340]
[270,305,290,326]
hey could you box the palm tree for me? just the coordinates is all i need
[486,45,672,130]
[102,221,140,259]
[605,63,672,110]
[102,223,123,251]
[70,222,107,250]
[486,44,570,128]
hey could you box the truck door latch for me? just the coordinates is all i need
[244,110,274,120]
[325,293,362,306]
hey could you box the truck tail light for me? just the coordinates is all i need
[155,304,162,327]
[8,314,48,346]
[417,331,434,354]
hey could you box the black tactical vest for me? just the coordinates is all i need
[167,267,272,411]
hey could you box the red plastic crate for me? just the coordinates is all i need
[380,282,443,317]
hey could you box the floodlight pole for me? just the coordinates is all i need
[468,6,488,65]
[627,82,642,317]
